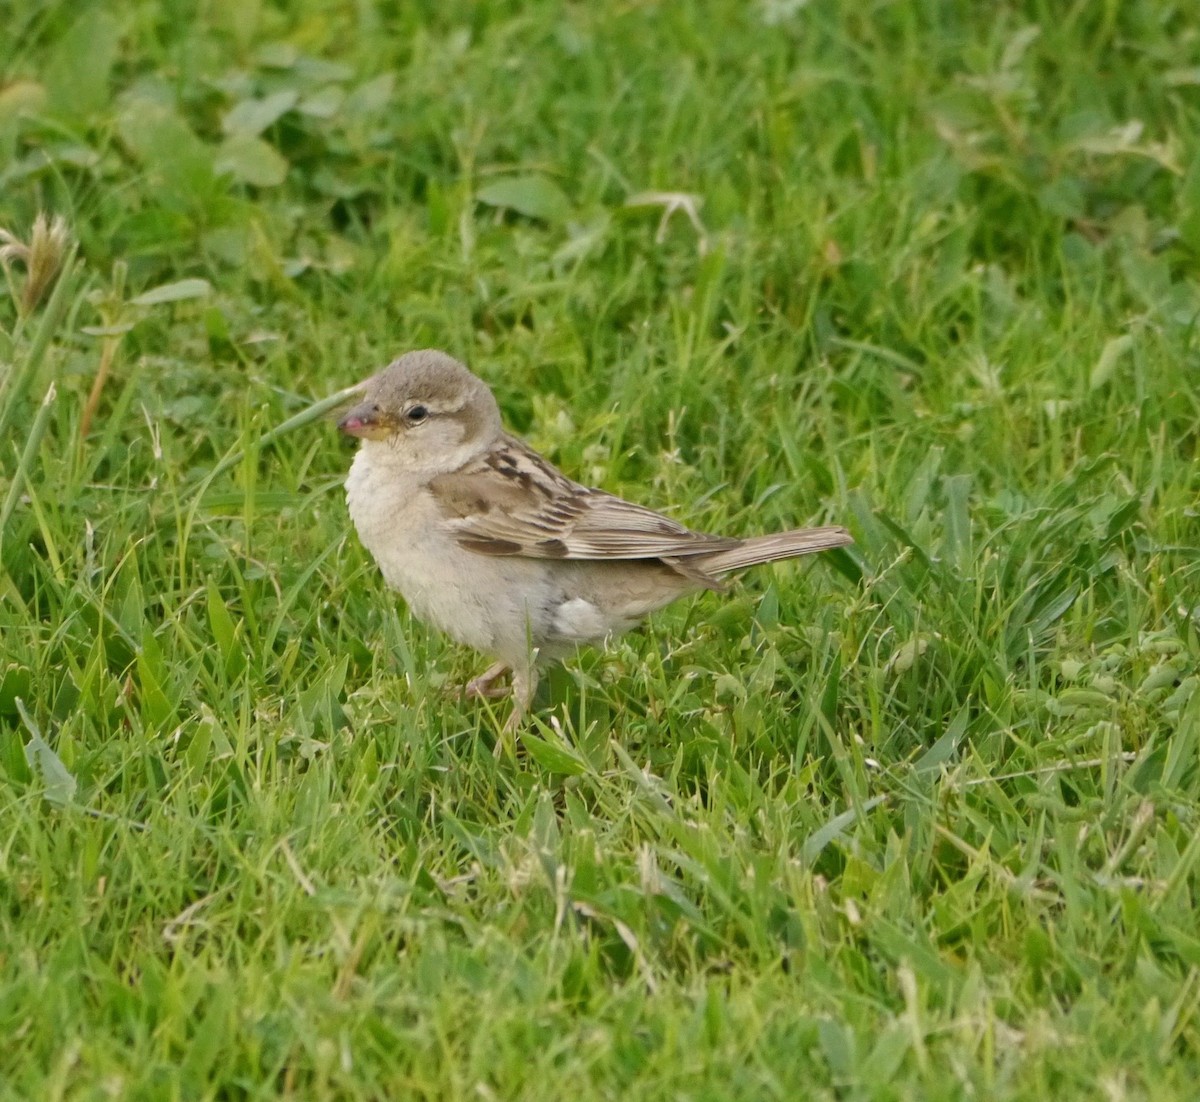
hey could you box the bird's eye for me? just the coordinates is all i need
[406,405,429,423]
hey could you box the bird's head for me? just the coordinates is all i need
[338,350,502,470]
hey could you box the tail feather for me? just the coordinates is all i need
[695,525,852,575]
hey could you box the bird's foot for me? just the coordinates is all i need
[463,661,511,700]
[502,708,525,735]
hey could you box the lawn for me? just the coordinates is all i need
[2,1,1199,1098]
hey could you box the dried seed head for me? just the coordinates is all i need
[0,212,73,314]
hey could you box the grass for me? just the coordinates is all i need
[2,0,1199,1097]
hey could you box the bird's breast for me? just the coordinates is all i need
[344,448,528,656]
[344,449,445,587]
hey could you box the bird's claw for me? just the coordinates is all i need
[462,661,511,700]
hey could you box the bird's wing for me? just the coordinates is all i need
[428,435,739,561]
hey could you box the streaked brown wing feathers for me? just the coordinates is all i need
[430,435,737,562]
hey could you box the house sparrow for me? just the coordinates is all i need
[339,349,852,727]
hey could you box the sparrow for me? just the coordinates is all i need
[339,349,852,727]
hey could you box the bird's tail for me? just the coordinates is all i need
[696,525,852,575]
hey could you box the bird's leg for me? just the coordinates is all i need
[503,666,539,733]
[463,661,510,700]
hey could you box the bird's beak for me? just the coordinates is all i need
[338,400,389,440]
